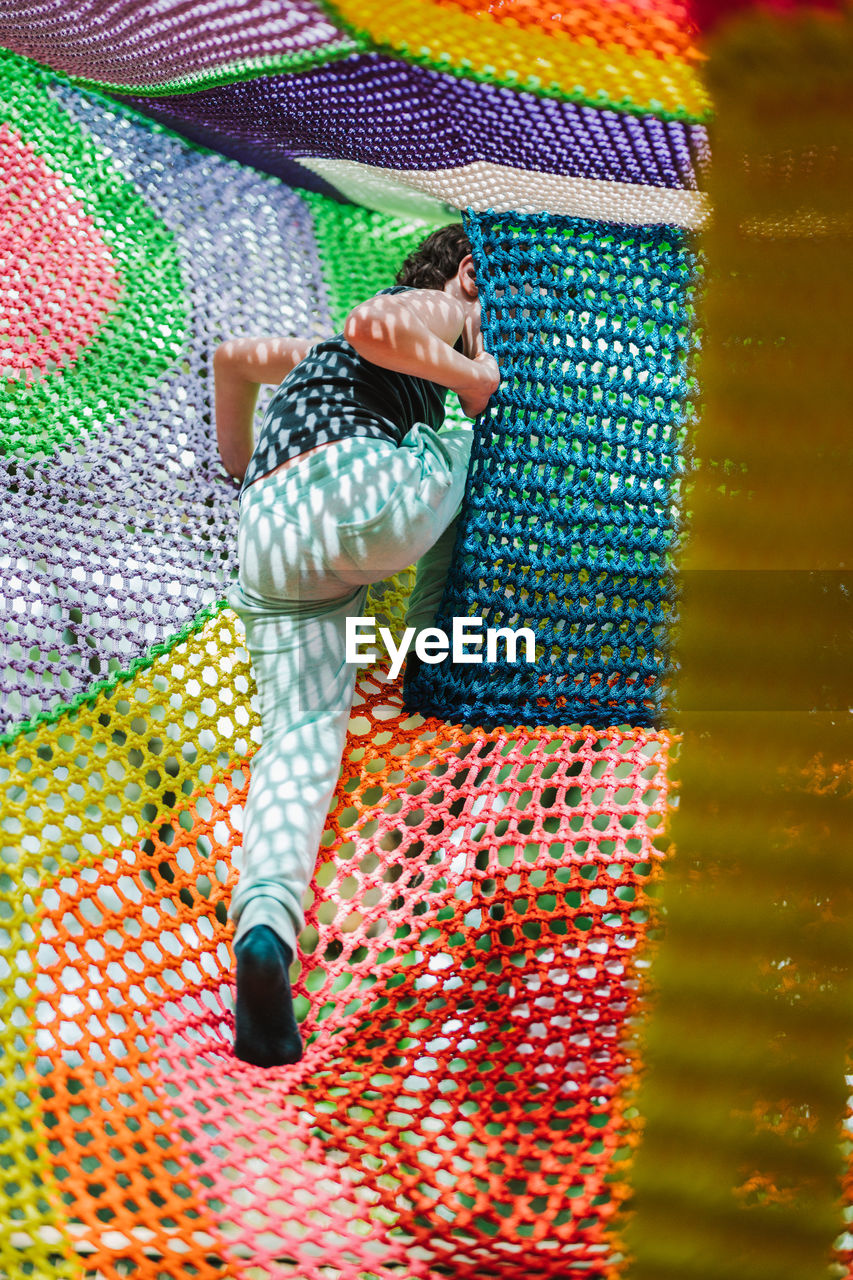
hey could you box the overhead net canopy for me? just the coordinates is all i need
[0,2,849,1278]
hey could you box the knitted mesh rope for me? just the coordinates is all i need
[114,57,710,193]
[406,210,698,729]
[0,0,710,118]
[0,0,354,94]
[109,60,710,232]
[434,0,700,63]
[311,0,711,119]
[3,2,848,1277]
[0,48,680,1280]
[0,0,713,211]
[10,626,672,1277]
[0,54,327,734]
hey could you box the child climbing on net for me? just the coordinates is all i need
[214,226,500,1068]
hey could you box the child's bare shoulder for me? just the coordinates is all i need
[346,288,465,348]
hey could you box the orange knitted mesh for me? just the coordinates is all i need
[35,660,671,1277]
[434,0,703,64]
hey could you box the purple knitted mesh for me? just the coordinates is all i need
[116,53,710,191]
[0,0,351,89]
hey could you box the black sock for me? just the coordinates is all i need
[233,925,303,1067]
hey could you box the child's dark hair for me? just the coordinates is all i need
[396,224,472,290]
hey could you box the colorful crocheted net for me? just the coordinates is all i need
[1,1,848,1277]
[406,210,697,728]
[25,658,669,1276]
[0,37,687,1275]
[0,0,710,118]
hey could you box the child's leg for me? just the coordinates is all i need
[229,585,367,958]
[228,430,470,1065]
[229,584,366,1067]
[231,430,470,948]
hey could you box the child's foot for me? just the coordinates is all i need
[234,925,303,1067]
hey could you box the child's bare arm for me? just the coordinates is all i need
[344,291,499,418]
[214,336,313,480]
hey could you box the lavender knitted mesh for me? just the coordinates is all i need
[0,0,353,91]
[0,61,328,734]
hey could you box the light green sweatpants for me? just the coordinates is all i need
[228,424,472,955]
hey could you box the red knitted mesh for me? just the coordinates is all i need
[0,123,120,379]
[435,0,702,63]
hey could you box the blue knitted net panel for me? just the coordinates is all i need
[405,210,698,728]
